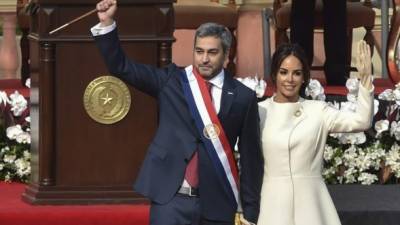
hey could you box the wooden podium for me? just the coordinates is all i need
[22,0,175,204]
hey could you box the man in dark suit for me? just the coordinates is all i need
[290,0,348,85]
[91,1,263,225]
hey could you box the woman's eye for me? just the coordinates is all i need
[294,71,303,76]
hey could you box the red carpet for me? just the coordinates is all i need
[0,182,150,225]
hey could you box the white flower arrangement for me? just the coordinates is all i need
[236,76,267,98]
[310,78,400,185]
[236,76,400,185]
[2,76,400,184]
[0,79,30,183]
[305,79,326,101]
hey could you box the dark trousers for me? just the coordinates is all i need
[150,194,234,225]
[290,0,348,85]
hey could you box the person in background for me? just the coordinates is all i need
[290,0,348,85]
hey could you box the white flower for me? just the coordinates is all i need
[343,146,358,168]
[346,78,359,94]
[374,119,389,136]
[355,150,373,171]
[338,132,366,145]
[374,99,379,116]
[334,157,343,166]
[23,150,31,160]
[344,167,357,183]
[0,163,4,171]
[322,166,336,178]
[25,116,31,123]
[365,144,386,170]
[385,144,400,178]
[14,158,30,177]
[9,91,28,116]
[394,89,400,105]
[305,79,325,100]
[378,89,395,101]
[255,79,267,98]
[236,76,267,98]
[1,146,10,153]
[3,154,16,163]
[6,125,24,140]
[390,121,400,141]
[357,172,378,185]
[25,78,31,88]
[16,132,31,144]
[324,146,335,161]
[0,91,9,107]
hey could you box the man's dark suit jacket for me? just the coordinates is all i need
[94,29,263,223]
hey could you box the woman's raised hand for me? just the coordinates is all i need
[355,40,373,89]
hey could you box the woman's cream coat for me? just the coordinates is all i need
[257,85,374,225]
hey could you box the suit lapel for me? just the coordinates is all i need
[218,74,236,119]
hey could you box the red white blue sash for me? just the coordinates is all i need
[180,65,241,210]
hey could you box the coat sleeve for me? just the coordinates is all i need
[238,91,264,224]
[324,85,374,133]
[93,28,173,98]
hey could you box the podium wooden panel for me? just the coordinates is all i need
[22,0,175,204]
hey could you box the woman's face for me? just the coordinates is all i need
[274,54,304,103]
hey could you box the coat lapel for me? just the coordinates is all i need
[218,74,236,119]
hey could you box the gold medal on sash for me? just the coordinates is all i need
[203,123,221,140]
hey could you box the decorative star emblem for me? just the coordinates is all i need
[101,92,113,105]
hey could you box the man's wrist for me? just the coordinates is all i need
[100,19,114,27]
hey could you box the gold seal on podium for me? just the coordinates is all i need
[83,76,131,124]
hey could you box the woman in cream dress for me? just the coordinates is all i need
[256,41,374,225]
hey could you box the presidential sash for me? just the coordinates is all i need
[180,65,241,211]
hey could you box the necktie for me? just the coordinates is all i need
[184,151,199,187]
[184,81,213,188]
[205,81,213,101]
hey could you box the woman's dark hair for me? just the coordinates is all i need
[270,43,311,97]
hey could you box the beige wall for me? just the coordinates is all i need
[0,0,17,13]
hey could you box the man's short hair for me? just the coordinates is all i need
[194,22,232,55]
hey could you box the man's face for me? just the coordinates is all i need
[193,36,228,80]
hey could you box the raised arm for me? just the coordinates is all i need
[93,0,172,98]
[324,40,374,133]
